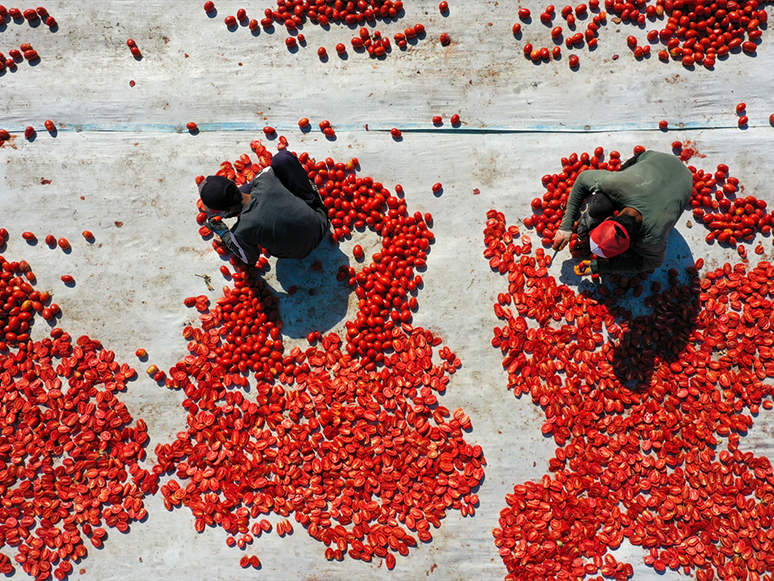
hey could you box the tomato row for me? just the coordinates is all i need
[512,0,765,69]
[613,0,766,68]
[208,0,421,57]
[0,5,54,25]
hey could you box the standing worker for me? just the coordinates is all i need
[199,149,330,264]
[552,150,692,275]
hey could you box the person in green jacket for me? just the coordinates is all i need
[552,150,693,275]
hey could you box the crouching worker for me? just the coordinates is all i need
[552,150,692,275]
[198,149,330,264]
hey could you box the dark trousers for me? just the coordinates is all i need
[271,149,320,207]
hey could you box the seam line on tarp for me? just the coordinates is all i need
[3,122,761,134]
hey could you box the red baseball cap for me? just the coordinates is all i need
[589,220,630,258]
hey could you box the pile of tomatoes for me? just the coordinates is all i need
[513,0,767,69]
[687,157,770,247]
[615,0,768,67]
[207,0,429,58]
[0,242,54,349]
[488,180,774,579]
[196,139,435,372]
[154,141,484,570]
[0,251,158,580]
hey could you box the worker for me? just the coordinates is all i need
[199,149,329,264]
[552,150,692,275]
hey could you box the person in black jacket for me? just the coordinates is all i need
[199,149,330,263]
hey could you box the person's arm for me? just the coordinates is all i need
[207,219,262,265]
[220,230,263,265]
[558,171,597,232]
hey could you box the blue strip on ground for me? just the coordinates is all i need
[1,121,761,134]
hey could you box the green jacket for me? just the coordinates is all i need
[559,150,692,274]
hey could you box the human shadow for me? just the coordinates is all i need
[558,229,698,390]
[609,230,698,389]
[273,242,352,339]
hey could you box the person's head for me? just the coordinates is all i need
[198,175,241,213]
[589,214,638,259]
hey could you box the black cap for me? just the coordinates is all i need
[198,175,240,211]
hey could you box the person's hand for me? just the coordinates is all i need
[205,218,228,236]
[574,260,592,276]
[552,229,572,251]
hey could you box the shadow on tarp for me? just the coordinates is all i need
[558,229,698,390]
[612,230,698,389]
[273,241,352,339]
